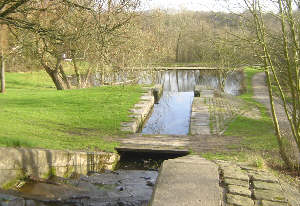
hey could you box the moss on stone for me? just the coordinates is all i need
[41,167,56,179]
[1,169,25,190]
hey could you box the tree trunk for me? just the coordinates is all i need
[58,64,71,89]
[175,32,182,62]
[71,55,81,88]
[43,64,65,90]
[48,70,65,90]
[265,69,293,168]
[0,54,5,93]
[82,68,92,88]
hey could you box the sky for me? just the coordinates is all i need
[140,0,279,13]
[141,0,231,12]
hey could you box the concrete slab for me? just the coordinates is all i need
[190,97,211,135]
[151,155,221,206]
[116,134,190,155]
[190,126,211,135]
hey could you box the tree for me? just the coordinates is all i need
[0,24,8,93]
[1,0,140,90]
[241,0,300,169]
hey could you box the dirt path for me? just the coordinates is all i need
[252,72,300,206]
[252,72,300,161]
[252,72,291,132]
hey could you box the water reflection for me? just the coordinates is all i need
[140,70,244,135]
[84,69,244,95]
[142,92,194,135]
[154,70,244,94]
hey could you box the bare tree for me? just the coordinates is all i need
[2,0,140,90]
[241,0,300,169]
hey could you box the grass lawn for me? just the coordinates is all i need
[202,68,280,166]
[0,72,144,152]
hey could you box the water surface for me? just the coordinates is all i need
[141,70,244,135]
[142,92,194,135]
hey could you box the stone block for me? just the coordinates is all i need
[120,121,139,132]
[226,194,254,206]
[253,181,282,191]
[250,172,279,183]
[222,167,249,181]
[261,200,288,206]
[224,178,249,188]
[227,185,251,197]
[254,189,287,202]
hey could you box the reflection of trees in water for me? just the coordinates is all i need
[141,70,244,134]
[90,69,243,95]
[224,71,244,95]
[156,70,197,92]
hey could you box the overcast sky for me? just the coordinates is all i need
[140,0,278,13]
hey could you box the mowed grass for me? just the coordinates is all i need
[225,68,278,151]
[0,72,144,152]
[202,68,278,163]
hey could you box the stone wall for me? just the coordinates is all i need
[0,147,119,188]
[121,84,163,133]
[217,160,300,206]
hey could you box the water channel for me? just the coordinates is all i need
[4,69,244,206]
[141,70,244,135]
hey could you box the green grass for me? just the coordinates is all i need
[0,72,144,152]
[202,67,278,162]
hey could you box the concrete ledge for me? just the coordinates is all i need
[0,147,119,188]
[116,146,190,155]
[151,156,221,206]
[121,84,163,133]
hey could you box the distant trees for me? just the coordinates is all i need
[1,3,258,91]
[130,10,254,67]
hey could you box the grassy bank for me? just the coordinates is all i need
[202,68,279,165]
[0,72,144,152]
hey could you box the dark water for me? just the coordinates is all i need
[116,152,185,170]
[7,170,158,206]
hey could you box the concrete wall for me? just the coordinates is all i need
[0,147,119,188]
